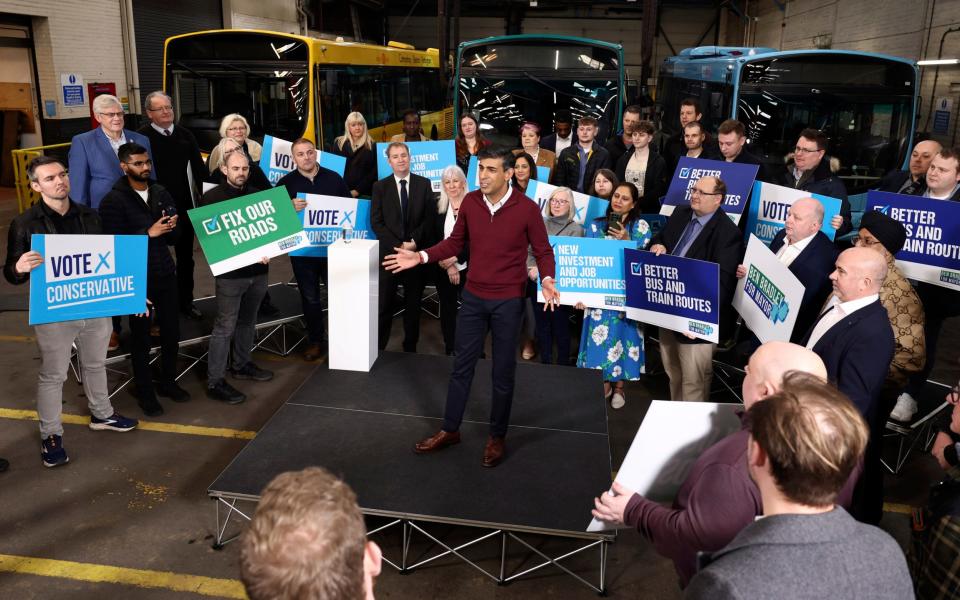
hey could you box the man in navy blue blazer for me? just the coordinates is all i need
[68,94,154,209]
[801,247,894,524]
[768,198,838,343]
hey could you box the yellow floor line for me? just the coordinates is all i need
[0,408,255,440]
[883,502,915,515]
[0,554,246,598]
[0,334,34,342]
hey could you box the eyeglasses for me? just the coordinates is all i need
[550,198,570,205]
[852,236,880,247]
[227,126,247,133]
[125,159,153,167]
[148,105,173,112]
[690,189,721,197]
[794,146,820,154]
[99,111,124,119]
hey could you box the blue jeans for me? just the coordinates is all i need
[208,275,268,382]
[291,256,327,344]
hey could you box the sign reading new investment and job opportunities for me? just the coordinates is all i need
[866,191,960,291]
[732,235,806,343]
[536,236,636,310]
[188,187,310,276]
[29,234,148,325]
[743,181,842,244]
[290,193,376,258]
[376,140,456,193]
[660,157,759,224]
[623,249,720,343]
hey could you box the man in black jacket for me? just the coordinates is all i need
[137,91,207,319]
[99,142,188,416]
[276,138,351,361]
[200,151,274,404]
[781,128,850,237]
[604,104,641,168]
[876,139,941,195]
[4,156,138,467]
[370,142,434,352]
[553,116,611,193]
[650,176,745,401]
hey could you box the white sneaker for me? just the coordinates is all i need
[889,393,918,422]
[611,392,626,410]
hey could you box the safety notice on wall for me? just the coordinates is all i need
[60,73,84,107]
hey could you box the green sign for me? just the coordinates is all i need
[188,186,309,276]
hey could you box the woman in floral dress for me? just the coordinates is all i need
[576,182,651,409]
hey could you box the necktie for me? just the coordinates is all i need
[577,147,589,192]
[164,129,171,136]
[399,179,409,239]
[672,218,701,256]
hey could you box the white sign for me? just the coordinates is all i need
[587,400,742,532]
[732,234,806,343]
[60,73,85,107]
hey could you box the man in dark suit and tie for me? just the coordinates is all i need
[759,197,837,343]
[650,176,745,401]
[801,247,895,524]
[371,142,435,352]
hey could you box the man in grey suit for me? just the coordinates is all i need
[685,376,912,599]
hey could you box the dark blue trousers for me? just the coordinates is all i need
[291,256,327,344]
[442,289,524,438]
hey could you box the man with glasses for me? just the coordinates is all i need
[554,116,611,194]
[99,143,188,416]
[69,94,155,210]
[650,176,744,402]
[781,128,850,237]
[138,91,207,320]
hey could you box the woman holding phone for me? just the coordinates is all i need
[576,182,651,409]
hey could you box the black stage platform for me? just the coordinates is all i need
[209,352,614,591]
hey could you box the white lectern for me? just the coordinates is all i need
[327,239,379,371]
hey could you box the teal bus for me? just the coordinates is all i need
[656,46,919,194]
[454,34,626,145]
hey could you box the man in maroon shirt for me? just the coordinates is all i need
[384,149,558,467]
[590,341,832,587]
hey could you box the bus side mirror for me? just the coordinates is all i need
[710,92,723,116]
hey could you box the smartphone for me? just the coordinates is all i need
[607,213,623,233]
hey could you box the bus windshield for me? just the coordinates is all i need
[166,33,310,150]
[457,39,622,145]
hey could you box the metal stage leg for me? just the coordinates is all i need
[403,521,502,583]
[212,497,253,549]
[502,532,609,594]
[366,519,404,571]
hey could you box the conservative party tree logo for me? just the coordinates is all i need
[743,264,790,324]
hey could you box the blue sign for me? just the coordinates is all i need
[376,140,456,193]
[525,180,609,225]
[466,155,549,192]
[744,181,842,244]
[661,157,759,224]
[866,190,960,290]
[623,248,720,343]
[260,135,346,185]
[29,234,148,325]
[62,86,83,107]
[537,236,636,310]
[290,193,376,257]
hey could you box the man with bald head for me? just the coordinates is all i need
[650,175,745,401]
[591,342,857,588]
[802,247,895,524]
[878,139,942,195]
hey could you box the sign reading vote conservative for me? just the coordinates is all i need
[660,157,758,224]
[290,193,376,258]
[29,234,147,325]
[376,140,456,193]
[259,135,347,185]
[525,180,609,225]
[866,190,960,291]
[536,236,635,310]
[732,235,806,343]
[743,181,841,244]
[624,248,720,343]
[188,187,310,276]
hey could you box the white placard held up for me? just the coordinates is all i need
[732,235,806,343]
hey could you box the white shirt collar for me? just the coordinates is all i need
[393,173,410,185]
[483,187,512,214]
[831,293,879,317]
[150,122,175,135]
[785,230,818,252]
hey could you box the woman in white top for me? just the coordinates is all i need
[615,120,668,213]
[433,165,469,356]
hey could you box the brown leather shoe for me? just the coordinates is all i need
[414,430,461,453]
[303,343,324,362]
[482,436,505,468]
[108,331,120,352]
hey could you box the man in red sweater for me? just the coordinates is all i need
[384,148,559,467]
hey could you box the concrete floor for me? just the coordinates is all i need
[0,186,956,599]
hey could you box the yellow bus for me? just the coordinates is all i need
[163,29,453,151]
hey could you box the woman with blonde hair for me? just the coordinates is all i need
[333,112,376,198]
[432,165,469,355]
[204,136,271,190]
[206,113,262,173]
